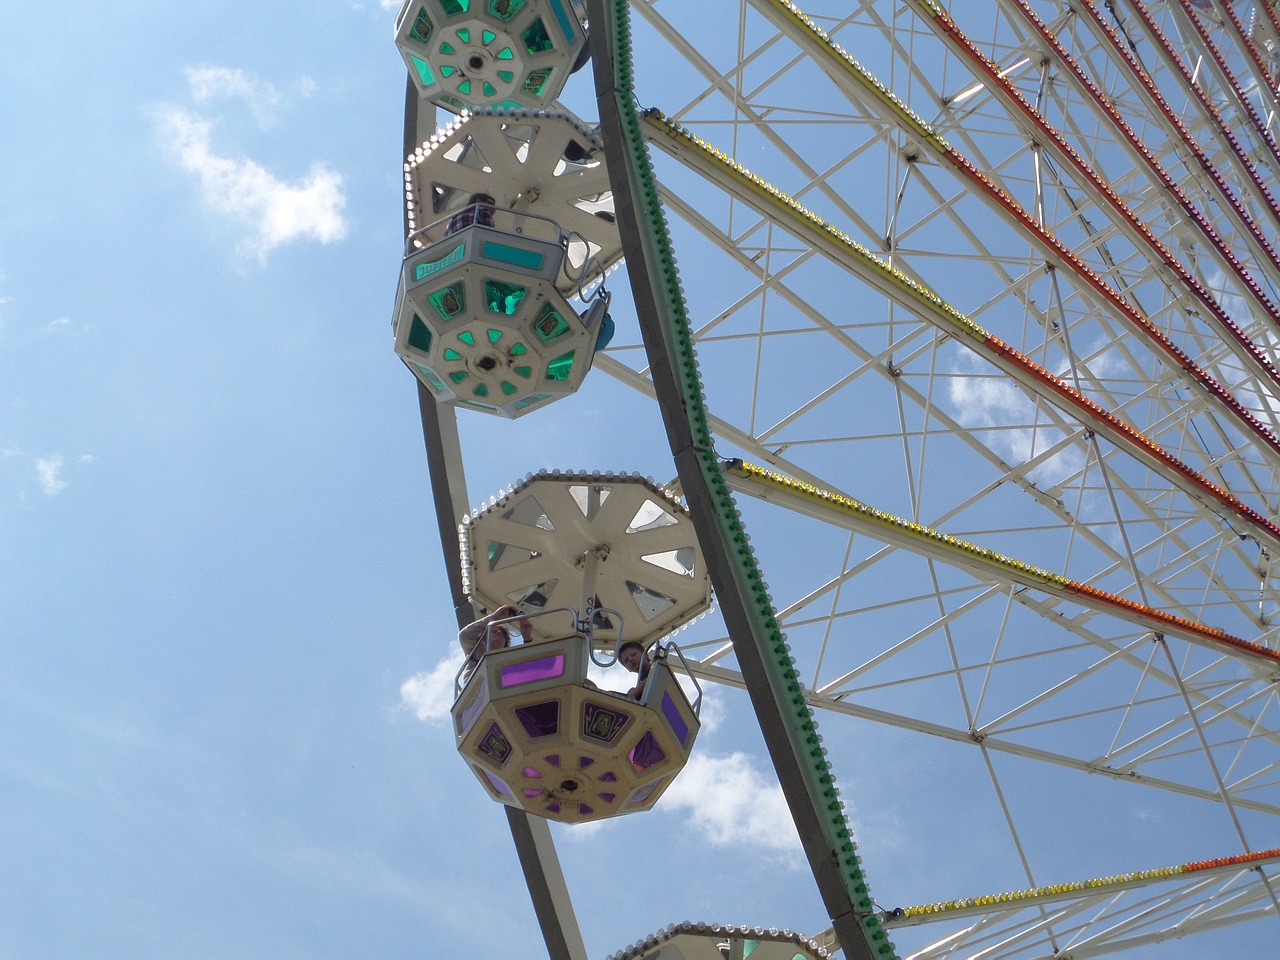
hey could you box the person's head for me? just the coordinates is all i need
[468,192,495,206]
[490,605,518,648]
[618,641,644,673]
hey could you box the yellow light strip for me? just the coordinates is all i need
[889,848,1280,925]
[725,460,1280,667]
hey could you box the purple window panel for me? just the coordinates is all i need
[661,691,690,746]
[500,653,565,688]
[598,793,616,803]
[629,732,666,772]
[514,700,560,739]
[482,769,512,797]
[456,677,487,736]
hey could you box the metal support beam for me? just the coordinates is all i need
[405,81,587,960]
[586,4,880,957]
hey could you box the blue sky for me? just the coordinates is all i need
[4,3,1278,959]
[0,4,834,957]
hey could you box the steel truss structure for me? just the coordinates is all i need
[406,1,1280,959]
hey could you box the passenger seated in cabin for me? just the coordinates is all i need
[617,639,651,701]
[445,193,497,236]
[458,603,532,681]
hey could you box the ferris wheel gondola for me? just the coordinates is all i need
[451,471,711,822]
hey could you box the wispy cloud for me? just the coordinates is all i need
[659,751,801,861]
[184,67,282,129]
[36,455,67,495]
[947,357,1083,490]
[400,652,465,722]
[155,105,347,261]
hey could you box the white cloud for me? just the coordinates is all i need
[156,106,347,261]
[46,317,70,333]
[949,368,1033,432]
[948,358,1084,491]
[689,685,723,735]
[659,751,801,860]
[400,651,466,722]
[185,66,282,129]
[36,455,67,495]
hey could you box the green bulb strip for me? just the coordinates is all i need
[598,0,897,955]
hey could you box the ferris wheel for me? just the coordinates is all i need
[394,1,1280,959]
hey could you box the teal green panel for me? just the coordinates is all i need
[411,55,436,86]
[546,350,575,381]
[522,18,552,54]
[512,392,551,410]
[414,364,447,391]
[485,280,527,315]
[547,0,575,42]
[522,67,551,97]
[428,282,465,320]
[409,9,433,42]
[414,242,465,281]
[481,240,544,270]
[533,303,570,344]
[488,0,524,21]
[408,314,433,354]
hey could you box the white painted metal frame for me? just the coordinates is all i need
[605,1,1280,956]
